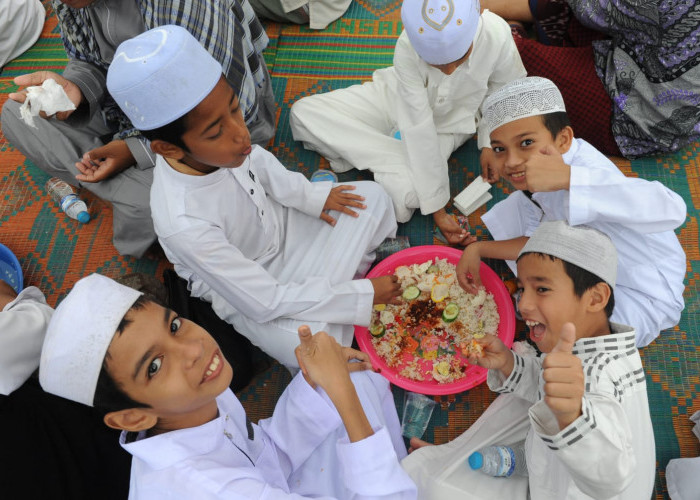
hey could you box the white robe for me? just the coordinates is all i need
[290,11,526,222]
[0,0,44,69]
[481,138,686,347]
[150,146,397,368]
[0,287,53,395]
[402,324,656,500]
[281,0,352,29]
[121,370,416,499]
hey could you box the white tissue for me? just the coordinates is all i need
[453,176,492,217]
[19,79,76,128]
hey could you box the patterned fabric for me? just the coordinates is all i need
[51,0,268,139]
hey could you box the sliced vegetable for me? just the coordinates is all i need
[431,283,449,302]
[442,302,460,322]
[402,285,421,300]
[427,265,439,274]
[369,323,386,338]
[373,304,386,311]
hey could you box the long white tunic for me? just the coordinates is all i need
[0,287,53,395]
[290,11,525,222]
[121,371,416,499]
[481,138,686,347]
[280,0,352,29]
[0,0,44,69]
[150,146,397,367]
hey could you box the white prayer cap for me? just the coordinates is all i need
[518,221,618,289]
[40,274,142,407]
[482,77,567,138]
[107,24,222,131]
[401,0,481,65]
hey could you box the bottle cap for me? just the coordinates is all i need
[77,211,90,224]
[310,169,338,183]
[468,451,483,470]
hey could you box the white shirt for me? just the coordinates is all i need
[122,371,417,499]
[481,138,687,346]
[0,287,53,395]
[150,145,375,328]
[376,11,525,215]
[488,323,656,499]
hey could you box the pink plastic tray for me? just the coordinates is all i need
[355,245,515,395]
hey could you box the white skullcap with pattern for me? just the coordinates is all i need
[39,274,143,407]
[481,77,567,138]
[401,0,481,65]
[519,220,618,289]
[107,24,223,131]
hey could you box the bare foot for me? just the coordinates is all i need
[0,280,18,310]
[408,437,435,453]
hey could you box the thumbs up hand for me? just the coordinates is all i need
[522,144,571,193]
[542,323,584,430]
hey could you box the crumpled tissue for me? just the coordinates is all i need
[19,79,76,128]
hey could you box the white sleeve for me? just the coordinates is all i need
[487,352,543,404]
[393,33,450,216]
[163,224,374,326]
[0,287,53,395]
[568,162,687,233]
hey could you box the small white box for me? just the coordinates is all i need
[453,176,492,216]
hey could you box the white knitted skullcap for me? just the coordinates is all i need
[482,77,567,138]
[39,274,142,406]
[107,24,223,130]
[518,221,617,289]
[401,0,481,65]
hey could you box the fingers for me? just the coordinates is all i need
[551,322,576,354]
[320,212,337,226]
[13,71,54,88]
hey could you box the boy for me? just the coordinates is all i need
[289,0,525,244]
[458,77,686,347]
[38,273,417,499]
[105,25,400,369]
[403,221,655,499]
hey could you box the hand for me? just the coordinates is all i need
[0,280,18,310]
[456,243,482,294]
[75,140,135,182]
[294,326,353,391]
[542,323,584,430]
[321,185,366,226]
[480,147,500,183]
[467,334,513,375]
[341,346,375,373]
[522,145,571,192]
[369,275,401,305]
[432,208,473,245]
[9,71,83,120]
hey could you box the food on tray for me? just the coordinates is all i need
[370,258,499,384]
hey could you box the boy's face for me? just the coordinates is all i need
[489,116,569,191]
[516,254,589,353]
[429,44,472,75]
[105,301,233,431]
[179,76,252,172]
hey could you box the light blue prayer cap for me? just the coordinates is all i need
[401,0,481,65]
[107,24,223,130]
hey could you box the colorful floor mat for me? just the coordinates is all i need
[0,2,698,498]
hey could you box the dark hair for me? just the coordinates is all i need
[518,252,615,317]
[541,112,571,139]
[140,114,190,152]
[92,295,151,414]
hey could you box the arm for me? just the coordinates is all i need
[487,350,544,404]
[456,237,529,293]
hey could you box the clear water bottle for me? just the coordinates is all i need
[45,178,90,223]
[468,443,528,477]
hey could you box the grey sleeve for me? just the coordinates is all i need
[62,59,107,127]
[125,136,156,171]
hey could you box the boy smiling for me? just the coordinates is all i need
[457,77,687,347]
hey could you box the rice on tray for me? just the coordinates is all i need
[370,258,499,384]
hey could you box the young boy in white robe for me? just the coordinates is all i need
[38,273,417,499]
[289,0,526,244]
[105,25,402,369]
[457,77,686,347]
[403,221,655,499]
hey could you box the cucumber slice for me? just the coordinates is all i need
[442,303,460,322]
[427,265,439,274]
[402,285,421,300]
[369,323,386,338]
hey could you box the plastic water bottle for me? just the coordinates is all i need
[468,443,528,477]
[45,178,90,223]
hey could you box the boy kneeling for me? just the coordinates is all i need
[404,221,655,499]
[39,274,416,499]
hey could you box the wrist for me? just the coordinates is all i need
[499,350,515,378]
[432,208,447,220]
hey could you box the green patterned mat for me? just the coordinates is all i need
[1,2,698,498]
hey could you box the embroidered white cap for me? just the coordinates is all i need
[518,220,618,289]
[39,274,142,407]
[401,0,481,65]
[481,76,567,137]
[107,24,223,130]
